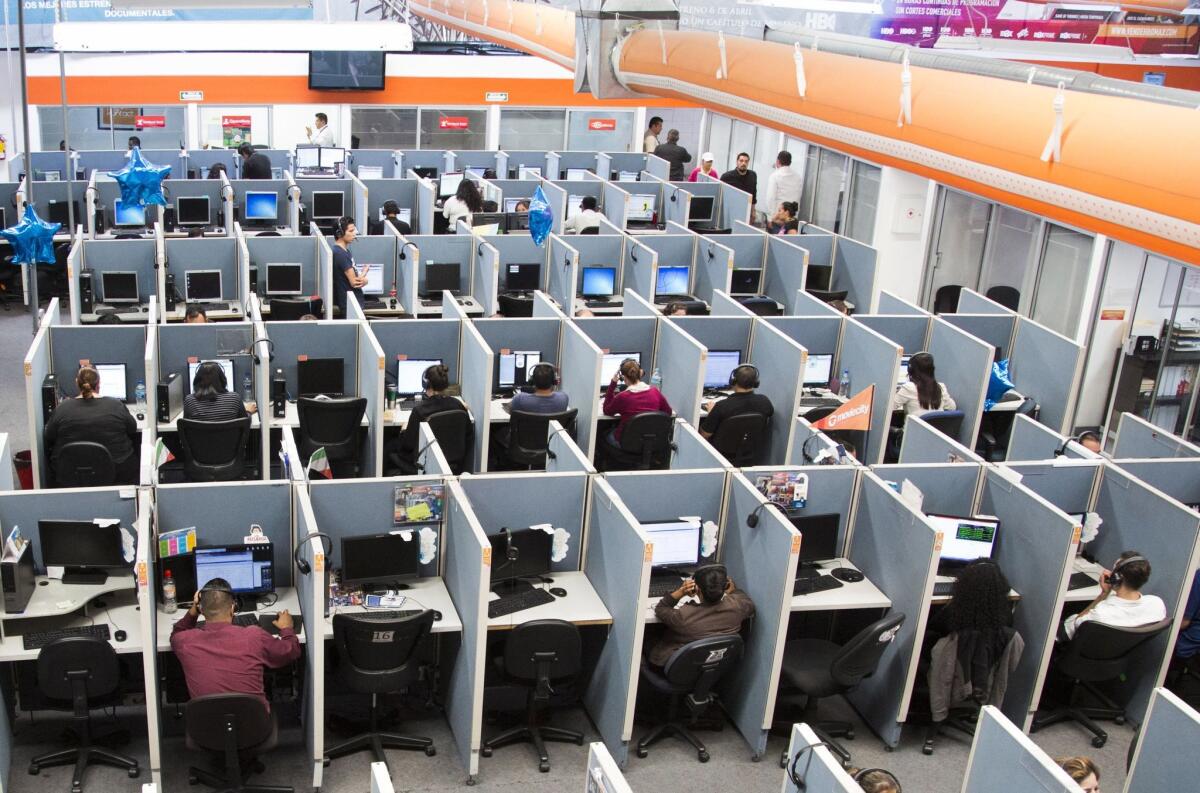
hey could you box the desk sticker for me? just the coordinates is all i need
[314,553,324,572]
[297,354,308,362]
[933,532,944,552]
[137,561,148,589]
[645,544,654,562]
[482,547,492,567]
[791,535,802,554]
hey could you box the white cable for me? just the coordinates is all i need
[535,5,543,36]
[482,0,488,27]
[1040,82,1066,163]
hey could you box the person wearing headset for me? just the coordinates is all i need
[648,564,755,668]
[169,578,300,711]
[700,363,773,439]
[1056,757,1101,793]
[562,195,602,234]
[1077,430,1103,454]
[893,351,956,416]
[602,358,671,449]
[44,366,139,486]
[390,364,468,467]
[510,363,569,414]
[331,216,369,317]
[369,199,411,236]
[1061,551,1166,641]
[184,361,256,421]
[847,768,902,793]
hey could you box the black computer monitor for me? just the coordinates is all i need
[193,543,275,598]
[688,195,716,223]
[265,262,303,296]
[176,196,210,226]
[730,268,761,295]
[412,166,438,180]
[424,262,461,297]
[505,212,531,233]
[340,533,421,590]
[496,350,541,392]
[489,528,554,595]
[470,212,505,234]
[580,266,616,298]
[39,520,131,585]
[640,519,701,571]
[297,357,344,398]
[101,271,139,304]
[806,263,833,292]
[184,269,223,302]
[788,513,840,578]
[47,200,79,227]
[505,263,540,291]
[311,191,345,220]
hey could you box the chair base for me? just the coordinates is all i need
[481,724,584,773]
[30,745,139,793]
[325,729,435,771]
[187,763,292,793]
[922,712,979,755]
[1031,680,1125,748]
[636,720,714,763]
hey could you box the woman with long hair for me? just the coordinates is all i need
[44,366,139,485]
[770,201,800,235]
[443,178,483,228]
[184,361,254,421]
[893,351,956,416]
[931,559,1013,637]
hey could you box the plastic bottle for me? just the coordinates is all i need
[839,368,851,398]
[650,367,663,389]
[162,570,177,614]
[134,378,146,408]
[243,372,254,403]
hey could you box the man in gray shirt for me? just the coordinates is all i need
[510,363,569,414]
[653,129,693,182]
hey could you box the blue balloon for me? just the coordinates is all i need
[107,147,171,207]
[528,185,553,247]
[1,203,61,266]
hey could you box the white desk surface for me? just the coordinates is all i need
[487,570,611,631]
[0,589,142,663]
[362,297,407,318]
[1064,557,1102,603]
[326,577,462,635]
[82,304,152,324]
[128,403,262,433]
[489,395,617,426]
[156,587,304,650]
[790,559,892,613]
[0,575,135,626]
[382,395,470,429]
[413,295,485,318]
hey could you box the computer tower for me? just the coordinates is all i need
[248,265,258,295]
[298,206,309,232]
[272,369,287,418]
[41,373,59,424]
[2,542,36,614]
[216,209,225,228]
[164,272,177,312]
[157,371,183,424]
[79,269,94,314]
[163,206,177,232]
[94,204,106,235]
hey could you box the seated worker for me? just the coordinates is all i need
[848,768,902,793]
[649,565,754,668]
[510,362,569,414]
[482,199,499,213]
[184,303,208,323]
[927,559,1013,643]
[514,199,531,213]
[369,199,411,236]
[769,202,800,235]
[170,580,300,711]
[389,364,467,465]
[663,302,689,317]
[443,179,483,228]
[700,364,773,439]
[893,351,956,416]
[1077,430,1103,454]
[562,195,602,234]
[1061,551,1166,641]
[45,366,138,485]
[206,162,227,180]
[237,143,272,180]
[184,361,256,421]
[1056,757,1101,793]
[602,358,671,449]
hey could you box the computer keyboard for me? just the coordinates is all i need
[585,300,619,309]
[800,397,843,409]
[23,624,111,651]
[112,306,142,315]
[232,613,259,628]
[363,299,386,310]
[648,575,684,598]
[488,587,555,619]
[932,581,955,597]
[793,575,843,596]
[257,613,305,636]
[397,399,417,411]
[1068,572,1097,591]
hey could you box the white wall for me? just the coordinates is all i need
[270,105,346,150]
[870,166,933,304]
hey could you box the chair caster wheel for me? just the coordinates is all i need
[323,757,331,767]
[922,742,934,756]
[1115,716,1126,725]
[466,777,477,786]
[884,744,894,752]
[425,745,437,757]
[575,736,584,745]
[189,774,199,785]
[72,785,82,793]
[1092,736,1107,748]
[28,764,39,775]
[636,747,648,759]
[752,752,762,762]
[539,761,550,773]
[698,750,710,763]
[254,760,266,774]
[845,730,855,740]
[129,767,141,778]
[481,746,493,758]
[780,751,788,768]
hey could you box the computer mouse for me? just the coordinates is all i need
[136,413,144,421]
[432,610,443,622]
[549,587,568,598]
[114,630,127,642]
[830,567,865,583]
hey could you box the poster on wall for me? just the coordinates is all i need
[222,116,253,148]
[98,107,140,131]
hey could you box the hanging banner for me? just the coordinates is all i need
[813,385,875,433]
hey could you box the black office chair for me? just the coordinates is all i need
[708,412,769,467]
[297,397,367,478]
[28,637,140,791]
[601,411,674,471]
[1032,618,1173,747]
[269,297,320,321]
[256,231,282,238]
[177,416,252,482]
[976,397,1038,461]
[185,694,291,793]
[579,227,600,235]
[921,410,965,442]
[776,613,905,765]
[637,634,744,763]
[53,441,116,487]
[497,291,535,318]
[113,233,142,241]
[933,284,963,314]
[923,626,1023,754]
[392,409,474,476]
[326,611,436,771]
[481,619,584,773]
[985,285,1021,312]
[495,408,578,470]
[806,288,849,306]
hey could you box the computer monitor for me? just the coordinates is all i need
[641,519,701,569]
[39,519,130,585]
[321,148,346,167]
[567,194,585,218]
[803,353,834,389]
[600,352,639,392]
[412,166,438,180]
[395,358,443,396]
[497,350,541,391]
[361,265,385,295]
[788,513,841,572]
[465,166,487,179]
[424,262,461,297]
[297,357,344,398]
[506,212,531,233]
[438,172,463,199]
[295,147,320,169]
[688,195,716,223]
[244,191,279,222]
[93,363,128,401]
[340,533,421,590]
[489,528,554,594]
[897,354,912,386]
[806,263,833,292]
[187,358,235,394]
[503,198,525,213]
[617,171,639,182]
[184,269,223,303]
[517,166,541,180]
[655,265,690,297]
[270,167,284,180]
[703,349,742,390]
[265,263,303,296]
[194,544,275,597]
[730,268,761,295]
[311,191,345,220]
[627,193,657,222]
[113,199,146,227]
[580,266,616,298]
[565,168,590,181]
[505,263,540,291]
[470,212,504,235]
[357,165,384,180]
[176,196,210,226]
[101,271,139,304]
[47,200,79,227]
[926,514,1000,566]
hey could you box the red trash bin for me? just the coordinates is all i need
[13,450,33,490]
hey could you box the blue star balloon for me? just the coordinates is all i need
[1,203,61,266]
[107,147,171,207]
[528,185,553,247]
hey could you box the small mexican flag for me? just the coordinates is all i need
[153,438,175,468]
[307,447,333,479]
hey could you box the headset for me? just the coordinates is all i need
[294,531,333,576]
[852,768,902,792]
[618,357,644,383]
[729,362,760,389]
[1108,553,1146,589]
[529,361,559,389]
[1055,430,1101,458]
[421,363,448,392]
[787,742,902,792]
[334,215,353,239]
[801,433,835,466]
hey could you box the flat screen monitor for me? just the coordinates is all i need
[47,200,79,227]
[265,263,303,296]
[101,270,139,304]
[628,193,657,221]
[465,166,487,179]
[788,513,840,567]
[244,191,278,222]
[688,195,716,223]
[730,268,761,295]
[703,349,742,390]
[311,191,345,220]
[655,265,690,296]
[567,194,585,218]
[321,148,346,167]
[39,520,130,584]
[194,544,275,596]
[641,519,701,568]
[184,269,223,302]
[308,50,386,91]
[357,165,384,180]
[188,358,235,394]
[395,358,443,396]
[927,514,1000,565]
[438,172,463,199]
[618,171,639,182]
[470,212,504,235]
[898,354,912,386]
[803,353,833,388]
[506,212,531,233]
[176,196,210,226]
[113,199,146,227]
[340,533,421,589]
[806,263,832,292]
[424,262,460,296]
[297,357,344,398]
[497,350,541,391]
[601,352,639,392]
[93,363,128,401]
[517,166,541,180]
[505,263,540,291]
[565,168,590,181]
[503,198,526,213]
[489,528,554,589]
[361,265,385,295]
[580,266,616,298]
[295,147,320,169]
[412,166,438,180]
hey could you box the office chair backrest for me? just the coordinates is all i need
[257,231,282,237]
[663,634,744,708]
[619,411,674,464]
[425,409,473,474]
[1065,618,1173,670]
[579,226,600,235]
[177,416,251,482]
[504,620,582,698]
[933,284,963,314]
[37,637,120,702]
[297,397,367,459]
[830,612,906,689]
[1014,397,1038,419]
[333,610,435,695]
[509,408,578,458]
[270,296,319,320]
[985,285,1020,312]
[185,694,274,753]
[709,412,769,467]
[55,441,116,487]
[922,410,965,440]
[497,292,535,318]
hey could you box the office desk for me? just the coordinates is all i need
[789,559,892,613]
[797,390,846,416]
[242,226,297,238]
[931,576,1020,605]
[325,577,462,635]
[488,395,620,426]
[413,296,485,318]
[153,586,305,650]
[382,396,470,429]
[572,297,623,317]
[487,571,611,631]
[362,297,408,319]
[126,403,262,434]
[1063,557,1102,603]
[162,228,230,240]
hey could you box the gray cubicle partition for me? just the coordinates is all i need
[1113,411,1200,459]
[957,287,1016,315]
[659,183,694,228]
[1113,458,1200,507]
[163,237,241,309]
[15,151,83,181]
[414,423,454,477]
[339,234,397,306]
[580,477,652,766]
[545,419,595,474]
[452,150,502,175]
[415,176,435,235]
[941,313,1017,359]
[350,150,399,179]
[721,472,801,759]
[156,321,256,403]
[830,236,878,313]
[745,464,858,560]
[315,231,334,319]
[670,419,729,470]
[0,486,137,573]
[79,238,159,311]
[962,707,1079,793]
[360,178,418,224]
[244,235,320,304]
[400,149,450,176]
[80,150,147,176]
[898,414,986,464]
[621,239,657,302]
[655,316,706,427]
[601,181,632,229]
[1004,461,1101,516]
[873,462,981,518]
[781,724,861,793]
[604,470,728,569]
[499,151,546,178]
[460,321,493,473]
[1006,413,1098,461]
[17,178,86,228]
[710,290,755,318]
[692,236,735,304]
[357,321,385,477]
[457,473,588,573]
[877,291,929,316]
[839,319,902,464]
[787,419,847,467]
[748,320,807,463]
[162,178,227,230]
[573,232,626,296]
[1125,688,1200,793]
[1010,316,1085,435]
[927,316,993,447]
[292,484,326,789]
[622,289,661,318]
[856,315,930,354]
[486,234,548,289]
[560,321,603,459]
[671,316,752,362]
[185,150,238,181]
[371,319,462,386]
[230,178,292,230]
[296,177,353,226]
[133,488,161,787]
[765,314,843,366]
[795,227,834,266]
[547,235,579,310]
[471,239,501,316]
[532,291,566,320]
[472,318,562,372]
[637,234,697,291]
[575,317,658,373]
[23,323,51,488]
[0,435,12,492]
[264,320,359,401]
[846,471,939,746]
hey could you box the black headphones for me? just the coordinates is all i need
[619,358,644,382]
[1108,554,1146,589]
[853,768,903,792]
[196,360,228,392]
[530,362,558,388]
[1055,430,1101,458]
[729,363,760,389]
[294,531,333,576]
[197,579,234,597]
[788,743,902,792]
[421,364,446,392]
[334,216,352,239]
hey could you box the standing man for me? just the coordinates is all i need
[331,216,369,316]
[127,135,141,151]
[720,152,757,207]
[653,129,692,182]
[763,150,802,217]
[643,116,663,153]
[306,112,336,147]
[688,153,718,182]
[238,143,272,180]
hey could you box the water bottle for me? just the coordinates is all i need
[134,379,146,408]
[650,367,663,389]
[162,570,177,614]
[839,368,851,398]
[243,373,253,403]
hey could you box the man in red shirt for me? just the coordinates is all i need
[170,578,301,710]
[602,358,671,448]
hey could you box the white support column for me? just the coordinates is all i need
[485,103,501,150]
[633,106,647,152]
[185,102,200,152]
[339,103,352,151]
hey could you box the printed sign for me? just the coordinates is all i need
[135,116,165,129]
[438,116,471,130]
[588,118,617,131]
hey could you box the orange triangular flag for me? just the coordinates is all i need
[813,385,875,432]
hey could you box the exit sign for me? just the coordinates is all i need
[485,91,509,102]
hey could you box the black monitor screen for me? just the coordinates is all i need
[297,357,344,398]
[412,166,438,180]
[424,262,461,296]
[789,513,840,566]
[184,270,222,302]
[489,528,554,587]
[177,196,210,226]
[688,195,716,222]
[340,533,421,588]
[47,200,79,227]
[311,191,345,220]
[266,263,303,296]
[308,51,386,91]
[730,268,762,294]
[101,271,139,303]
[39,520,129,571]
[506,263,540,291]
